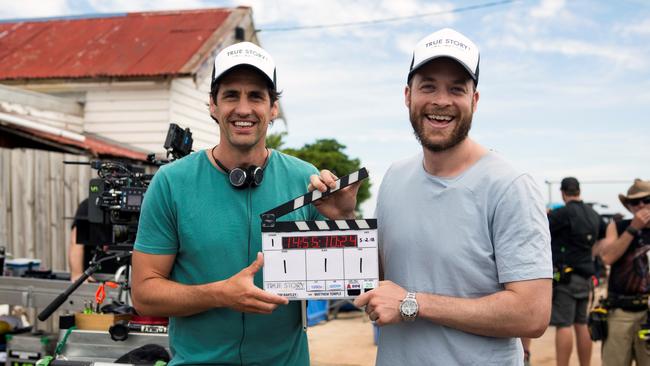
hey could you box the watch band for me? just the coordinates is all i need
[400,292,418,322]
[626,226,639,236]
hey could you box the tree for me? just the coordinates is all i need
[267,132,371,215]
[265,131,287,150]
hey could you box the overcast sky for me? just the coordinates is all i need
[1,0,649,217]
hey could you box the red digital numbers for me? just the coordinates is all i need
[282,235,358,249]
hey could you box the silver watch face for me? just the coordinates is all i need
[400,299,418,317]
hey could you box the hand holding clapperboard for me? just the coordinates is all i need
[261,168,378,301]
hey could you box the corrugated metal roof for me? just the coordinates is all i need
[0,8,236,80]
[0,111,150,160]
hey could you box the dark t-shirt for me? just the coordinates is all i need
[71,199,89,230]
[608,220,650,296]
[71,199,121,274]
[549,200,605,276]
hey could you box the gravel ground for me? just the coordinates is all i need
[308,310,603,366]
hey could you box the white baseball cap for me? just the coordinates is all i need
[212,42,277,90]
[408,28,480,85]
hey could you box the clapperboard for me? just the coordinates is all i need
[261,168,378,300]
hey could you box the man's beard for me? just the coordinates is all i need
[409,105,473,153]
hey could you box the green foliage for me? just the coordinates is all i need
[265,131,287,150]
[266,133,371,215]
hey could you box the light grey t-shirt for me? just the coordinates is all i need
[376,151,552,366]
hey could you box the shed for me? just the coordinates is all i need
[0,7,263,153]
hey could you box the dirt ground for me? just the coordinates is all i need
[308,311,603,366]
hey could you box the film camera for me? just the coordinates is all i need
[76,123,193,249]
[36,124,193,322]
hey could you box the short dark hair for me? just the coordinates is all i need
[560,177,580,196]
[209,65,281,107]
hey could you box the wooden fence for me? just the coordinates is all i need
[0,147,91,272]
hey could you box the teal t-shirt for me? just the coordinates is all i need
[135,150,322,365]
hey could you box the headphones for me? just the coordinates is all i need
[212,147,269,189]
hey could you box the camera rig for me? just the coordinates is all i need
[38,123,193,322]
[77,123,193,249]
[84,161,152,249]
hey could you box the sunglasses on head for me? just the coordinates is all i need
[628,196,650,206]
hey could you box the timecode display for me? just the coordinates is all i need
[282,235,358,249]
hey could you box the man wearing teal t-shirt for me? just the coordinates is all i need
[131,42,358,366]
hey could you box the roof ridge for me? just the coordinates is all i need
[129,7,241,17]
[0,7,240,25]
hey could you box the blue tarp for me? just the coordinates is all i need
[307,300,328,326]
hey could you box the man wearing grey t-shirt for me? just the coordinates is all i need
[354,28,552,365]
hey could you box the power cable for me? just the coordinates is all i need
[257,0,521,33]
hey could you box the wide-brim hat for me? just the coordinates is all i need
[619,179,650,207]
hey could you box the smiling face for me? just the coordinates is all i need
[405,58,479,153]
[209,67,279,152]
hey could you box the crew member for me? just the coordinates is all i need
[598,179,650,366]
[548,177,605,366]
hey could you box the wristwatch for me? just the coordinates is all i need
[399,292,419,322]
[626,226,640,236]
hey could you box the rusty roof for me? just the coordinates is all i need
[5,125,151,161]
[0,111,151,160]
[0,8,242,81]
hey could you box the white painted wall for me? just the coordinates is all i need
[80,77,219,154]
[169,76,219,151]
[84,85,173,154]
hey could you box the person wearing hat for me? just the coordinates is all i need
[597,179,650,366]
[130,42,359,365]
[547,177,605,366]
[354,28,552,365]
